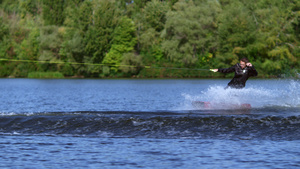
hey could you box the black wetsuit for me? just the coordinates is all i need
[218,63,258,89]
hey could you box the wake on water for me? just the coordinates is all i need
[0,79,299,139]
[182,80,300,111]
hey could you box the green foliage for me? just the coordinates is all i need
[1,0,19,14]
[61,63,73,76]
[139,28,158,51]
[0,0,299,78]
[218,1,256,53]
[111,17,137,53]
[39,25,64,72]
[11,27,40,77]
[0,18,9,41]
[120,52,143,75]
[162,0,220,66]
[28,71,64,78]
[102,49,122,73]
[42,0,65,25]
[0,36,14,59]
[102,16,137,74]
[19,0,39,18]
[249,0,299,76]
[59,29,84,76]
[143,0,169,32]
[137,0,169,60]
[64,0,93,33]
[18,27,39,60]
[0,16,18,77]
[84,0,121,67]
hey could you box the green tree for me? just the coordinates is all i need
[59,28,85,76]
[162,0,220,66]
[0,18,9,42]
[0,17,16,77]
[245,0,299,76]
[19,0,39,18]
[13,27,40,77]
[1,0,19,14]
[102,16,137,73]
[84,0,121,66]
[138,0,169,57]
[121,52,143,75]
[143,0,169,32]
[64,0,93,33]
[42,0,65,25]
[217,1,257,66]
[38,25,64,71]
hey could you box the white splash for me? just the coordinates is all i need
[183,80,300,110]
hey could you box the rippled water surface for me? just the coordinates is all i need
[0,79,299,168]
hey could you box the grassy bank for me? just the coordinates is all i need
[27,72,64,79]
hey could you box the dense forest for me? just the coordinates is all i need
[0,0,299,78]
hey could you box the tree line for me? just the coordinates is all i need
[0,0,299,78]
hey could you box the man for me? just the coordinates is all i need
[211,58,258,89]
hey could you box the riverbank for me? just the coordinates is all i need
[4,70,296,79]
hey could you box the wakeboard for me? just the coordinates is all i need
[192,101,251,109]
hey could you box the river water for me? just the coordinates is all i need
[0,79,299,168]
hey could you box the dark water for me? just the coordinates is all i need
[0,79,300,168]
